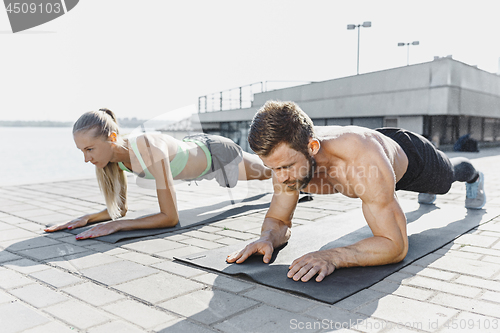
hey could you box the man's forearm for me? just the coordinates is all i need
[328,235,407,268]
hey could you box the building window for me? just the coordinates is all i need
[312,119,326,126]
[326,118,351,126]
[495,119,500,142]
[352,117,383,129]
[384,118,398,128]
[444,116,459,144]
[424,115,500,147]
[484,118,496,142]
[470,117,483,141]
[218,121,252,152]
[458,116,470,137]
[423,115,459,146]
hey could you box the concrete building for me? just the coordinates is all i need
[197,58,500,152]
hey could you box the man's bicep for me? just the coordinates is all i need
[356,144,408,249]
[361,198,408,260]
[359,156,406,243]
[362,198,406,234]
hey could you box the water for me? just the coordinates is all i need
[0,127,134,187]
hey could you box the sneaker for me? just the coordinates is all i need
[465,171,486,209]
[418,193,436,204]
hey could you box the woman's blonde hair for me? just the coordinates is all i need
[73,108,127,220]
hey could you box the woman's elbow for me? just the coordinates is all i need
[165,219,179,228]
[161,212,179,228]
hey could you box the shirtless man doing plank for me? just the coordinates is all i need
[227,101,485,282]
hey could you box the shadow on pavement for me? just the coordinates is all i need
[153,207,497,332]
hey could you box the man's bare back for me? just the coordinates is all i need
[301,126,409,197]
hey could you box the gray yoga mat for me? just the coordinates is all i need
[176,200,500,304]
[64,192,273,243]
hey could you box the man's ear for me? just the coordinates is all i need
[307,138,320,156]
[109,132,117,143]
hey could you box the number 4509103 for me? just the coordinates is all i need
[6,2,62,14]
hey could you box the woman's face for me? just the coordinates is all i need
[74,129,114,169]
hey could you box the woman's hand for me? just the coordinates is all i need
[75,221,121,240]
[44,215,90,232]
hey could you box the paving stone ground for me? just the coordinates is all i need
[1,148,500,332]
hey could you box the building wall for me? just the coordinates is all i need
[198,58,500,150]
[396,116,424,133]
[199,58,500,121]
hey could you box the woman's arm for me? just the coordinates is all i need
[44,208,115,232]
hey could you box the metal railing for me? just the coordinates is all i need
[198,81,312,113]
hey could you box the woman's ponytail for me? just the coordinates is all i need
[96,163,128,220]
[99,108,118,124]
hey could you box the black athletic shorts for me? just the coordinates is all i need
[376,128,454,194]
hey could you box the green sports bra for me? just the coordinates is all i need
[118,134,211,179]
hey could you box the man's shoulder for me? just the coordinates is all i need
[316,125,374,139]
[319,126,376,151]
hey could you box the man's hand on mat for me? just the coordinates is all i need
[75,222,119,240]
[288,250,337,282]
[226,238,274,264]
[44,216,89,233]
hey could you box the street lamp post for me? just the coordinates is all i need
[347,21,371,75]
[398,41,419,66]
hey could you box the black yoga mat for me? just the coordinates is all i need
[176,200,500,304]
[64,192,273,243]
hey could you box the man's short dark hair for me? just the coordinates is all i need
[248,101,316,157]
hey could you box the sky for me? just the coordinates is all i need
[1,0,499,122]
